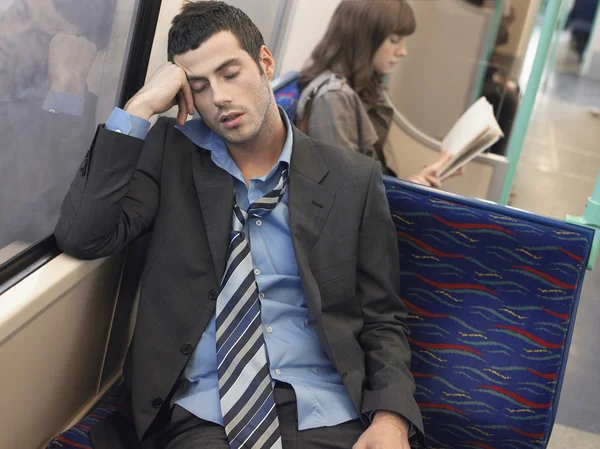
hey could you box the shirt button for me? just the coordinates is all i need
[275,369,281,375]
[254,268,261,276]
[48,108,56,113]
[266,326,273,333]
[258,293,265,299]
[115,129,122,133]
[256,220,262,227]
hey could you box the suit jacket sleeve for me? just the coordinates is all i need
[55,117,170,259]
[357,162,424,434]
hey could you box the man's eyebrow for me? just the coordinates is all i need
[186,58,241,82]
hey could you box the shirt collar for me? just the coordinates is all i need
[175,105,293,184]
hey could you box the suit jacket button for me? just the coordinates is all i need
[181,343,193,355]
[208,289,219,300]
[151,397,163,408]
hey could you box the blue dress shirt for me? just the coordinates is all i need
[104,106,359,430]
[42,91,85,116]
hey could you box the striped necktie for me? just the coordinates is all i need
[215,169,289,449]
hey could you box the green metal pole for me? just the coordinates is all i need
[566,173,600,270]
[499,0,563,205]
[470,0,505,104]
[542,0,571,88]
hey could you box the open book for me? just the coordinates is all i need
[436,96,504,181]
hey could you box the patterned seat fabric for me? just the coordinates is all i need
[47,392,121,449]
[384,177,593,449]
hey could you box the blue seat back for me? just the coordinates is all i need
[384,176,593,449]
[272,71,300,124]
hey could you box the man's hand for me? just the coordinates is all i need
[48,34,97,96]
[353,411,411,449]
[124,62,194,126]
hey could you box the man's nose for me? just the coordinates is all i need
[212,82,232,107]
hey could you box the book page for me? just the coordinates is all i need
[438,132,502,181]
[436,97,503,178]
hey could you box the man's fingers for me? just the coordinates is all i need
[351,440,366,449]
[176,92,188,126]
[180,75,195,116]
[352,431,370,449]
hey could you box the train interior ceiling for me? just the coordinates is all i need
[1,0,600,448]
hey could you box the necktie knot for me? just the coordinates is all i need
[231,169,289,234]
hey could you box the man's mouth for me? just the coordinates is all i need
[220,113,243,123]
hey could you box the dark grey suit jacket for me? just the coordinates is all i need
[55,117,423,448]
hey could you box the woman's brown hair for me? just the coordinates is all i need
[300,0,416,108]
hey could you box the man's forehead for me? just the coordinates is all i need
[173,31,246,73]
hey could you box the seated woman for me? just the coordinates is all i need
[297,0,450,187]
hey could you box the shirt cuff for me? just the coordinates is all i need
[43,91,84,116]
[105,107,151,140]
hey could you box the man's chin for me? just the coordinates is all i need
[224,136,255,146]
[220,127,259,146]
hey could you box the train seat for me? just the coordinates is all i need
[47,176,593,449]
[385,176,592,449]
[47,391,121,449]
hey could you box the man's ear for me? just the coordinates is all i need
[259,45,275,80]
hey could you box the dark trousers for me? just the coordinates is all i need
[162,383,366,449]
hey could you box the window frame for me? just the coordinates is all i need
[0,0,163,296]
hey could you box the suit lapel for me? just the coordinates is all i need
[190,127,334,317]
[192,148,234,283]
[289,128,336,326]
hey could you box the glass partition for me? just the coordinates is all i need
[387,0,542,158]
[0,0,141,259]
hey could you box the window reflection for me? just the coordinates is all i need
[0,0,137,251]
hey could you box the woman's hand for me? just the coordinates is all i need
[407,172,441,188]
[407,151,456,188]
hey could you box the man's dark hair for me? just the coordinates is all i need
[168,1,265,64]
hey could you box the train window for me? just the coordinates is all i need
[0,0,141,264]
[0,0,294,276]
